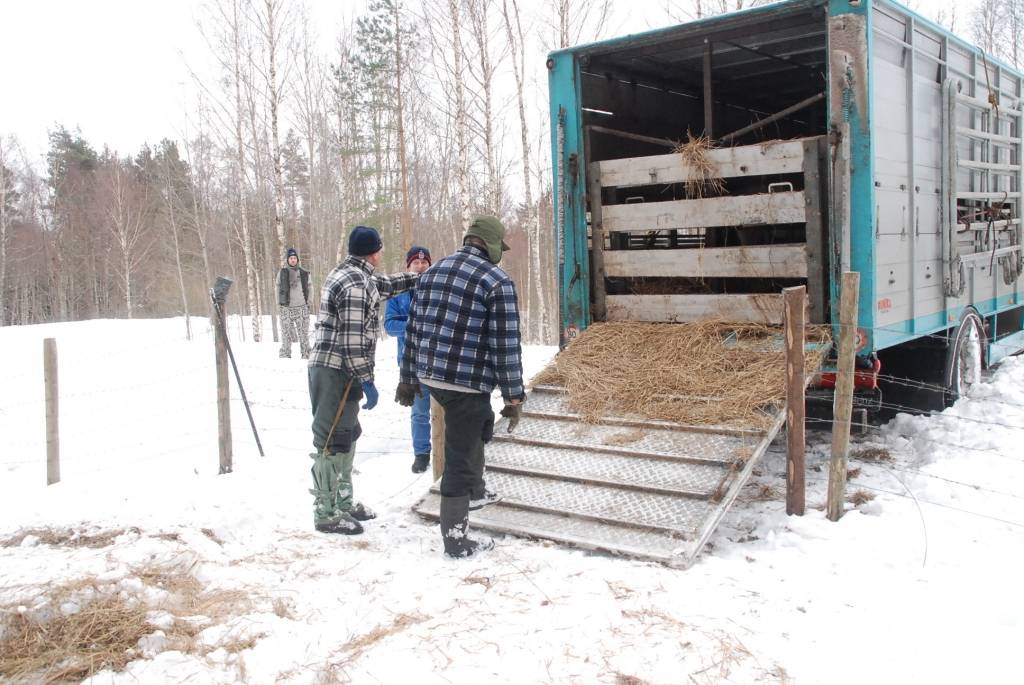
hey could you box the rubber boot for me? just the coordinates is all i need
[310,452,363,535]
[411,454,430,474]
[332,449,376,523]
[439,495,493,558]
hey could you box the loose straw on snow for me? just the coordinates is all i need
[533,321,830,429]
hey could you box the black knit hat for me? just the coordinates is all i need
[405,245,432,267]
[286,247,298,260]
[348,226,383,257]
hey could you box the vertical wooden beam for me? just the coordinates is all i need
[213,302,233,475]
[44,338,59,486]
[803,137,826,323]
[588,162,607,321]
[703,40,714,138]
[430,396,446,482]
[827,271,860,521]
[784,286,806,516]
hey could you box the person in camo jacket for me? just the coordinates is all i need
[277,248,311,359]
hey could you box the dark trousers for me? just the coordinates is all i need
[431,388,494,498]
[308,365,362,454]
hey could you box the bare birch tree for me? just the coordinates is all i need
[228,0,262,340]
[0,135,16,326]
[99,158,153,318]
[500,0,548,341]
[447,0,471,229]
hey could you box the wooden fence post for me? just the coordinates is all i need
[213,301,233,475]
[430,396,445,482]
[44,338,60,485]
[827,271,860,521]
[784,286,806,516]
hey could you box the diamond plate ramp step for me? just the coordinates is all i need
[414,492,686,564]
[494,414,754,466]
[414,382,790,567]
[485,440,727,498]
[427,470,715,536]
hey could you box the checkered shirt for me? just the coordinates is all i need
[308,255,417,382]
[400,244,524,400]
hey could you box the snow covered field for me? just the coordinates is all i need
[1,316,1022,684]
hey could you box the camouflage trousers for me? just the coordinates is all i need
[279,304,310,358]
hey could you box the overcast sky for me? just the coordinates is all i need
[1,0,974,165]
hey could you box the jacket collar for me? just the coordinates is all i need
[344,254,375,275]
[460,243,491,262]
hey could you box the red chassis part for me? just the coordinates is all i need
[817,358,882,390]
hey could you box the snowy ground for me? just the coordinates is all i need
[1,316,1022,684]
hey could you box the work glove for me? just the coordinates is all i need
[361,381,379,410]
[395,382,420,407]
[500,401,523,433]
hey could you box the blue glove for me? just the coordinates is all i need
[361,381,379,410]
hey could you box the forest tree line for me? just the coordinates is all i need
[1,0,1020,343]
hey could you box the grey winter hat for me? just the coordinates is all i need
[465,215,510,264]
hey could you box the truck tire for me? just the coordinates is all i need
[943,309,985,406]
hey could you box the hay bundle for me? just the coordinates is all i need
[673,132,726,199]
[533,321,830,429]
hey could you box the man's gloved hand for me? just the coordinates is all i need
[500,399,524,433]
[361,381,379,410]
[395,382,420,407]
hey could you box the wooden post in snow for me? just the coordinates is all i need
[827,271,860,521]
[212,296,233,475]
[430,396,446,482]
[44,338,59,485]
[784,286,806,516]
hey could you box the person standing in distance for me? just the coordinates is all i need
[384,246,434,474]
[277,248,311,359]
[307,226,419,535]
[397,216,525,557]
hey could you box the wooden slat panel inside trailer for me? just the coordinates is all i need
[603,244,807,278]
[602,191,807,231]
[605,293,785,324]
[597,139,807,188]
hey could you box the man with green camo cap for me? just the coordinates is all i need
[396,215,525,558]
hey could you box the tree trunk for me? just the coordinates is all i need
[448,0,471,231]
[394,0,413,251]
[231,0,262,342]
[163,156,192,340]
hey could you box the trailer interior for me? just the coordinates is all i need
[578,1,831,324]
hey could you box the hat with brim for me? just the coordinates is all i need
[465,215,509,263]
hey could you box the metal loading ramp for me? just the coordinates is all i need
[414,384,787,568]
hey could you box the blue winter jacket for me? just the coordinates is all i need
[384,290,413,365]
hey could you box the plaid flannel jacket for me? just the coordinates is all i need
[400,244,525,400]
[308,255,417,382]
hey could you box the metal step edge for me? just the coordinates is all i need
[484,462,715,500]
[414,493,686,566]
[522,396,763,437]
[489,433,738,467]
[528,384,770,432]
[426,484,699,539]
[419,490,695,541]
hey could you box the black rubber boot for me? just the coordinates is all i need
[469,488,502,511]
[411,454,430,473]
[439,495,494,558]
[350,502,377,521]
[315,513,364,535]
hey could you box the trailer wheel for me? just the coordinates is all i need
[944,310,985,405]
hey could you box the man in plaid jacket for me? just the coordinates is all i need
[397,215,525,558]
[307,225,418,535]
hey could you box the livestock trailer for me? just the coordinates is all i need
[548,0,1024,401]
